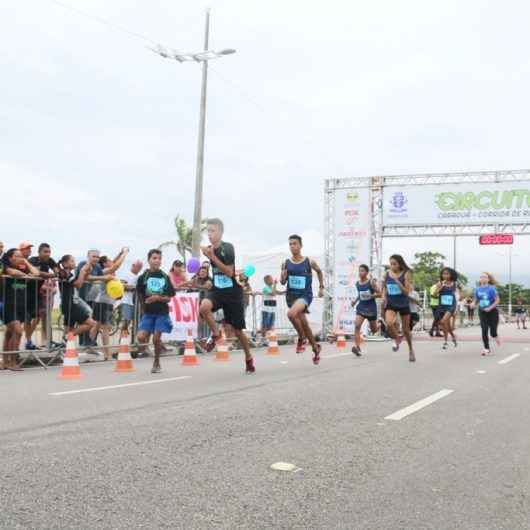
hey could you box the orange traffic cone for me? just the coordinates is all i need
[266,330,280,356]
[215,332,230,362]
[115,332,135,373]
[336,331,347,350]
[59,333,83,380]
[182,329,199,366]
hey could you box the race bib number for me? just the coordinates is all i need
[289,275,306,290]
[214,274,234,289]
[441,295,454,306]
[359,291,372,301]
[387,283,401,296]
[146,277,166,295]
[479,298,490,308]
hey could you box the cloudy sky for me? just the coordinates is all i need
[2,0,529,283]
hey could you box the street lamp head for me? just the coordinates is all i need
[218,48,236,55]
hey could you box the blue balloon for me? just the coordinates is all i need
[243,264,256,277]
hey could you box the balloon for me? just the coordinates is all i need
[187,258,201,274]
[243,264,256,277]
[106,279,124,300]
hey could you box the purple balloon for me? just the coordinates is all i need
[187,258,201,274]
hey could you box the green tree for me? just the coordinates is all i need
[410,251,468,294]
[158,216,207,265]
[496,283,530,305]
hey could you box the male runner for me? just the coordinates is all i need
[199,218,255,374]
[280,234,324,364]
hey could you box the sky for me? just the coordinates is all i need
[2,0,529,284]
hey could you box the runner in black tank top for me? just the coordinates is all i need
[351,264,381,357]
[383,254,416,362]
[432,267,461,350]
[199,219,255,374]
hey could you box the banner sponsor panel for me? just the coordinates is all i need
[383,182,530,226]
[165,292,199,340]
[333,188,372,333]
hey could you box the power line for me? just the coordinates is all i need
[49,0,159,45]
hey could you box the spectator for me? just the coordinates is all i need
[190,265,213,345]
[18,241,40,351]
[465,296,475,324]
[2,248,40,371]
[0,240,4,260]
[57,255,98,342]
[136,249,176,373]
[77,250,104,347]
[119,260,143,334]
[28,243,60,349]
[408,287,421,331]
[169,260,189,290]
[457,297,467,327]
[89,248,129,360]
[260,275,283,343]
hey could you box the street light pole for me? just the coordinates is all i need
[191,9,210,258]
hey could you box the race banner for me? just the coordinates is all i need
[165,292,200,340]
[333,187,372,333]
[383,182,530,226]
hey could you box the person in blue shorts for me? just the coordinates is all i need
[136,249,176,373]
[280,234,324,365]
[432,267,461,350]
[351,264,381,357]
[472,272,501,356]
[383,254,415,362]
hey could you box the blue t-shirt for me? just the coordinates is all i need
[474,285,497,311]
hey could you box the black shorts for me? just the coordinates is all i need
[93,302,114,325]
[356,310,377,322]
[206,289,246,330]
[2,305,27,325]
[434,306,454,321]
[62,303,91,328]
[386,305,411,317]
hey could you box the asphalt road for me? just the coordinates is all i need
[1,325,529,530]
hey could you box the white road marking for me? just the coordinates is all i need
[49,376,192,396]
[498,354,520,365]
[385,389,454,421]
[476,370,487,374]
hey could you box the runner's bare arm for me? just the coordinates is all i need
[280,262,288,285]
[201,246,234,277]
[395,271,412,295]
[310,260,325,295]
[371,279,382,299]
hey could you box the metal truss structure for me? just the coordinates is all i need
[323,169,530,334]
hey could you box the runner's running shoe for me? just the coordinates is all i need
[312,343,321,365]
[245,358,256,374]
[296,338,306,354]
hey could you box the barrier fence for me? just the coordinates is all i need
[0,275,524,369]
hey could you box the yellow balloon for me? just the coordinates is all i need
[106,279,124,300]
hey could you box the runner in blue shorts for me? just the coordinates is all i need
[280,234,324,365]
[136,249,176,374]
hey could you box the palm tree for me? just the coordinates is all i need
[158,216,207,265]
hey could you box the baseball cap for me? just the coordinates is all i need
[18,241,33,250]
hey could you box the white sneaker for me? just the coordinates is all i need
[481,349,490,356]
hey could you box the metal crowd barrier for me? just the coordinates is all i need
[1,275,523,369]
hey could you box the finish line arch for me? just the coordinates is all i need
[323,169,530,334]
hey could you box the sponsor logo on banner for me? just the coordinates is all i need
[387,191,408,219]
[383,183,530,226]
[165,292,199,340]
